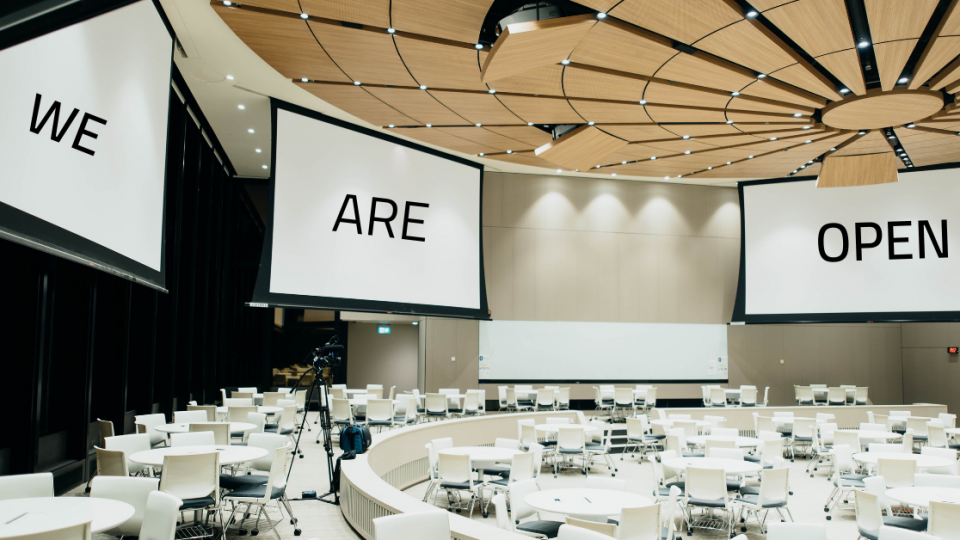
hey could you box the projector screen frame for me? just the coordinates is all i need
[0,0,175,292]
[732,163,960,324]
[251,98,490,320]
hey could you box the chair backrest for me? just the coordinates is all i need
[929,424,948,448]
[367,399,394,422]
[173,410,208,424]
[463,392,479,412]
[231,392,254,399]
[373,511,450,540]
[645,387,657,407]
[90,476,160,536]
[558,387,570,406]
[508,451,535,483]
[758,466,789,506]
[509,478,541,521]
[431,437,453,453]
[366,388,384,399]
[757,416,775,432]
[223,398,254,407]
[492,493,513,532]
[188,423,229,445]
[277,405,297,430]
[105,433,151,474]
[585,477,626,490]
[939,413,957,428]
[95,447,128,477]
[860,422,885,431]
[765,523,828,540]
[557,426,585,451]
[438,453,472,487]
[138,490,183,540]
[228,406,258,423]
[930,500,960,539]
[158,452,219,503]
[133,413,167,446]
[520,424,539,448]
[826,387,844,404]
[332,399,353,422]
[877,525,937,540]
[761,438,784,466]
[818,423,837,444]
[171,431,215,447]
[186,405,217,422]
[564,517,617,538]
[97,418,116,447]
[833,430,861,452]
[705,439,737,452]
[907,417,930,436]
[329,388,346,400]
[740,387,757,405]
[557,524,618,540]
[709,387,726,405]
[674,420,698,438]
[237,387,258,393]
[614,388,633,406]
[921,447,960,475]
[261,391,286,406]
[245,432,289,472]
[0,474,52,501]
[3,522,92,540]
[797,386,814,402]
[537,388,556,406]
[425,393,448,414]
[507,387,519,407]
[877,458,915,488]
[686,467,727,503]
[855,489,884,535]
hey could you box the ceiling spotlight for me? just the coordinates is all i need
[596,165,601,168]
[238,104,245,109]
[802,125,811,129]
[808,160,814,164]
[757,73,766,79]
[426,123,432,127]
[527,122,534,126]
[748,155,754,159]
[858,130,867,135]
[726,120,734,124]
[622,161,627,164]
[678,174,683,178]
[612,173,617,176]
[726,161,732,165]
[226,75,234,80]
[561,59,570,65]
[650,156,657,160]
[887,135,896,139]
[840,88,850,94]
[300,13,309,19]
[419,85,428,90]
[247,128,254,133]
[222,1,231,5]
[682,135,690,139]
[588,121,595,125]
[475,123,482,127]
[830,147,836,151]
[353,81,361,85]
[746,10,758,17]
[479,153,485,156]
[475,43,484,50]
[793,113,802,117]
[301,78,308,82]
[769,137,778,141]
[557,169,562,173]
[805,140,812,143]
[664,175,670,179]
[255,148,261,153]
[898,76,909,84]
[506,149,512,153]
[388,124,394,128]
[800,165,806,169]
[488,89,496,94]
[639,100,647,105]
[684,150,691,155]
[908,164,913,167]
[858,40,870,48]
[731,91,740,96]
[906,123,916,128]
[387,27,396,34]
[596,12,607,19]
[262,164,268,169]
[708,166,713,170]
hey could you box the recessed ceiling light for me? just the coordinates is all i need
[596,165,601,168]
[248,128,254,133]
[898,77,909,84]
[802,125,811,129]
[746,10,758,17]
[388,124,394,128]
[575,169,579,172]
[419,85,428,90]
[808,160,814,164]
[479,153,485,156]
[840,88,850,94]
[588,121,595,125]
[726,161,732,165]
[664,175,670,179]
[561,59,570,65]
[255,148,261,153]
[612,173,617,176]
[887,135,895,139]
[557,169,562,173]
[650,156,657,160]
[684,150,691,154]
[238,104,245,110]
[757,73,766,79]
[222,1,231,5]
[908,164,913,167]
[426,124,432,128]
[748,155,754,159]
[731,91,740,96]
[262,164,268,169]
[793,170,798,174]
[726,120,734,124]
[805,140,812,143]
[475,123,482,127]
[678,175,682,178]
[527,122,534,126]
[858,130,866,135]
[387,28,396,34]
[793,113,802,117]
[300,13,308,19]
[639,100,647,105]
[708,167,713,170]
[475,44,484,50]
[226,74,234,80]
[622,161,627,164]
[682,135,690,139]
[301,78,308,82]
[596,12,607,19]
[353,81,361,85]
[800,165,806,169]
[769,137,777,141]
[830,147,836,151]
[506,149,512,153]
[906,123,916,128]
[858,41,869,48]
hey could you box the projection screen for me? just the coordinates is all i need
[0,0,172,290]
[252,100,489,319]
[733,167,960,323]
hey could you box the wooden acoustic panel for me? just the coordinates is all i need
[727,96,813,115]
[770,63,844,101]
[762,0,855,57]
[295,83,420,125]
[874,40,918,91]
[693,20,799,75]
[725,111,810,122]
[660,124,744,137]
[930,55,960,91]
[567,100,652,123]
[363,87,468,125]
[481,15,597,83]
[486,152,568,169]
[831,130,891,156]
[864,0,938,43]
[308,22,416,86]
[393,37,487,91]
[395,127,499,154]
[911,36,960,89]
[535,125,629,170]
[597,124,679,141]
[570,19,677,77]
[642,139,723,153]
[391,0,495,43]
[495,95,585,124]
[215,6,348,83]
[484,65,565,97]
[610,0,743,45]
[484,126,554,147]
[816,49,867,95]
[231,0,301,13]
[894,127,960,166]
[429,91,523,125]
[653,51,757,93]
[816,152,899,187]
[739,78,828,109]
[562,67,648,101]
[436,127,536,151]
[299,0,390,27]
[751,0,795,10]
[642,82,731,109]
[645,106,726,123]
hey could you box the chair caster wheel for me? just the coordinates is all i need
[245,513,251,519]
[252,529,259,536]
[789,492,794,496]
[483,513,489,518]
[456,509,462,513]
[741,528,747,533]
[238,530,247,536]
[790,459,795,462]
[299,455,304,458]
[810,474,814,478]
[826,516,832,520]
[294,529,302,536]
[823,508,829,512]
[612,474,616,477]
[84,487,91,493]
[740,518,745,523]
[686,532,692,536]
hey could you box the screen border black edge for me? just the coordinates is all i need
[251,97,490,320]
[0,0,174,292]
[732,164,960,324]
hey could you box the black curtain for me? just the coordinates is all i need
[0,66,271,493]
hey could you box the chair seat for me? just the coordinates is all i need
[726,480,742,491]
[220,473,268,490]
[744,455,761,463]
[914,435,928,441]
[482,466,511,476]
[739,485,759,497]
[265,423,278,430]
[440,481,473,490]
[265,426,293,435]
[658,482,685,497]
[860,517,928,540]
[448,408,463,413]
[834,477,866,488]
[231,432,245,437]
[741,403,755,407]
[682,452,705,458]
[180,496,216,510]
[559,448,585,454]
[427,411,448,416]
[224,485,285,500]
[687,497,726,508]
[367,420,391,426]
[416,408,425,413]
[794,436,812,442]
[393,416,415,424]
[736,495,786,508]
[517,519,564,538]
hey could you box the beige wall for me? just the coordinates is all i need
[728,323,904,406]
[422,317,479,393]
[902,323,960,413]
[347,322,419,393]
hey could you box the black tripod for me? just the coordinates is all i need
[286,337,343,506]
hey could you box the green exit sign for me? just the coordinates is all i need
[378,326,391,334]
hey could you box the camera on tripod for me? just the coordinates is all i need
[310,336,344,368]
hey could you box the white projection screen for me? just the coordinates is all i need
[734,168,960,323]
[0,0,172,290]
[479,320,729,382]
[252,100,489,319]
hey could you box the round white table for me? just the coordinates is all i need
[349,398,400,406]
[216,405,282,415]
[853,452,953,469]
[129,445,269,467]
[944,427,960,436]
[886,486,960,507]
[687,435,762,448]
[0,497,134,535]
[525,488,652,522]
[155,422,256,434]
[345,389,369,397]
[852,430,903,440]
[439,446,522,461]
[661,457,762,475]
[535,424,601,435]
[650,420,710,429]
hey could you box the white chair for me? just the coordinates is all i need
[557,387,571,410]
[907,417,930,448]
[928,501,960,539]
[929,424,949,449]
[139,490,183,540]
[365,399,394,432]
[921,447,960,475]
[796,386,814,406]
[394,395,417,427]
[586,422,618,476]
[555,426,587,477]
[509,479,564,538]
[733,466,792,534]
[593,386,614,416]
[536,389,556,412]
[766,522,827,540]
[5,522,92,539]
[684,467,733,536]
[623,417,659,462]
[437,453,481,516]
[158,452,223,532]
[90,476,160,537]
[173,410,208,424]
[740,387,757,407]
[709,387,727,408]
[0,472,54,500]
[855,489,928,539]
[564,516,617,537]
[134,413,168,447]
[221,433,288,490]
[425,393,451,421]
[332,398,354,432]
[223,398,254,408]
[187,404,217,422]
[877,525,936,540]
[824,444,866,518]
[463,392,481,416]
[939,413,957,429]
[557,524,614,540]
[373,511,450,540]
[642,387,657,413]
[856,387,869,405]
[223,445,297,537]
[265,404,297,446]
[497,386,508,411]
[614,388,635,419]
[757,387,770,407]
[95,447,129,477]
[171,431,215,447]
[878,458,916,488]
[189,423,230,445]
[105,434,152,476]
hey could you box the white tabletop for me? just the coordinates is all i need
[853,430,902,440]
[216,405,282,415]
[853,452,953,469]
[525,488,652,521]
[687,435,762,448]
[0,497,134,535]
[944,427,960,435]
[129,445,269,467]
[662,457,762,475]
[439,446,523,461]
[156,422,256,434]
[725,389,741,395]
[771,415,834,424]
[650,420,710,428]
[349,398,400,406]
[535,424,601,435]
[886,487,960,508]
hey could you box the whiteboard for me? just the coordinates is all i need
[479,320,728,381]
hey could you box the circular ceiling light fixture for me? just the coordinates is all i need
[898,77,909,84]
[561,59,570,65]
[475,43,484,50]
[300,13,308,19]
[419,85,428,90]
[858,40,870,48]
[388,124,395,128]
[596,12,607,19]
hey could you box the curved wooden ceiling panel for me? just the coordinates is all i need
[295,83,419,125]
[484,126,554,147]
[609,0,743,45]
[390,0,495,43]
[484,65,565,97]
[832,130,889,156]
[911,37,960,89]
[724,111,810,122]
[644,106,727,123]
[569,19,677,77]
[864,0,938,43]
[363,87,467,125]
[436,127,536,151]
[653,51,757,93]
[481,15,597,83]
[394,127,499,154]
[874,40,917,91]
[494,95,585,123]
[429,91,523,125]
[535,125,629,170]
[895,128,960,166]
[769,63,842,100]
[597,124,679,141]
[642,82,731,109]
[659,124,743,137]
[762,0,854,58]
[486,152,569,168]
[299,0,390,27]
[726,96,812,115]
[307,22,416,86]
[568,100,652,123]
[815,49,866,95]
[393,37,486,91]
[693,20,798,75]
[562,67,648,101]
[739,79,827,109]
[234,0,301,13]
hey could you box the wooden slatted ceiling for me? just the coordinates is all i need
[561,67,648,102]
[494,95,585,123]
[930,57,960,90]
[816,49,867,95]
[911,37,960,89]
[568,100,652,123]
[734,122,818,132]
[569,19,677,77]
[864,0,938,43]
[817,152,898,187]
[483,126,554,147]
[363,87,467,125]
[484,65,565,97]
[606,144,669,160]
[727,96,813,115]
[308,22,416,86]
[390,0,495,43]
[770,63,843,100]
[874,40,918,91]
[486,152,565,169]
[739,79,827,109]
[607,159,702,176]
[597,124,684,141]
[660,124,744,137]
[693,137,846,177]
[895,128,960,166]
[653,51,757,93]
[215,6,348,83]
[751,0,795,10]
[435,127,536,151]
[832,130,891,156]
[725,111,810,122]
[644,106,727,123]
[394,127,499,154]
[761,0,855,58]
[642,82,731,109]
[535,126,629,170]
[482,15,597,83]
[428,91,523,125]
[393,37,486,91]
[641,139,723,153]
[232,0,301,13]
[609,0,743,45]
[693,20,799,75]
[299,0,390,27]
[572,0,622,12]
[295,83,420,125]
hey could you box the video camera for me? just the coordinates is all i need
[310,335,344,368]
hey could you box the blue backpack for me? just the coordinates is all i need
[339,424,371,454]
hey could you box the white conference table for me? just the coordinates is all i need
[525,488,652,522]
[535,424,601,436]
[216,405,282,416]
[650,420,710,429]
[886,486,960,508]
[851,430,902,440]
[852,452,953,469]
[155,422,256,434]
[129,445,268,467]
[349,398,400,406]
[687,435,763,448]
[0,497,134,535]
[661,457,762,475]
